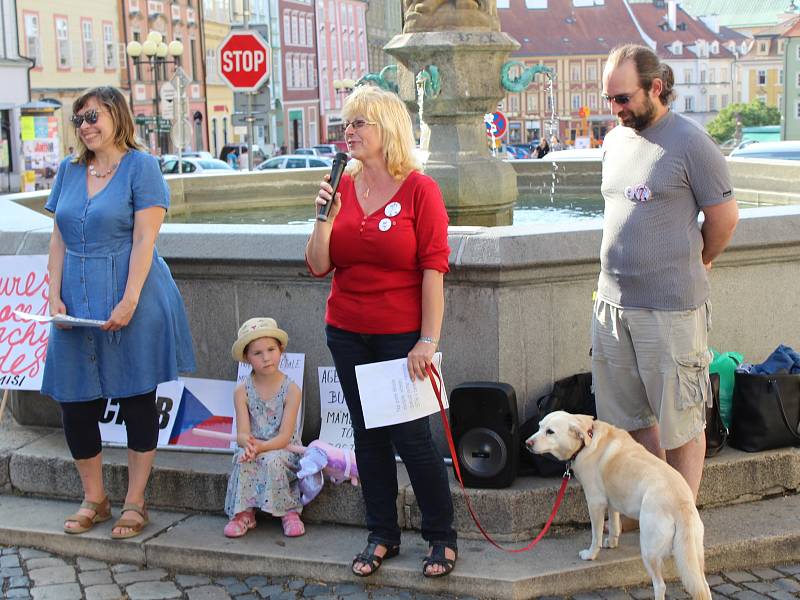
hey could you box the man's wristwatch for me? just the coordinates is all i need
[418,336,438,346]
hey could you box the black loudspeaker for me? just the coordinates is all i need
[449,382,519,489]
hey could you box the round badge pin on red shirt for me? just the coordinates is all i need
[378,218,392,232]
[384,202,401,217]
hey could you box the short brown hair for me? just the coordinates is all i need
[606,44,676,106]
[71,86,144,164]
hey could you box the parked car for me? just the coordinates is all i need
[294,147,323,157]
[255,155,333,170]
[312,144,339,158]
[729,140,800,161]
[161,157,235,174]
[182,150,215,160]
[218,144,267,166]
[507,143,535,159]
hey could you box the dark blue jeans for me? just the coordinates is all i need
[325,325,457,549]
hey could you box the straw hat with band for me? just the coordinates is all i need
[231,317,289,362]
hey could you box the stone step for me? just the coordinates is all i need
[5,424,800,541]
[0,493,799,600]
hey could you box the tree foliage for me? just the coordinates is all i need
[706,100,781,143]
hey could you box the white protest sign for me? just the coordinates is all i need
[0,255,49,390]
[99,380,184,447]
[170,376,238,448]
[236,352,305,437]
[356,353,446,429]
[318,366,354,450]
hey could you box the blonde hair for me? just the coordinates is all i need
[342,85,421,180]
[71,86,144,164]
[605,44,676,106]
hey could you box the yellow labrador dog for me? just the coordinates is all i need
[526,411,711,600]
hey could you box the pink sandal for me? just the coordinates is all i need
[224,509,256,538]
[281,511,305,537]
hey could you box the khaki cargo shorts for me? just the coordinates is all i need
[591,298,712,450]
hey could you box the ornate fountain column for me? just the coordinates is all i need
[385,0,520,226]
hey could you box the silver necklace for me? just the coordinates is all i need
[88,159,120,178]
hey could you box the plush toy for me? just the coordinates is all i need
[288,440,359,505]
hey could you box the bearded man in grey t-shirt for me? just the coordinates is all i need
[592,44,739,503]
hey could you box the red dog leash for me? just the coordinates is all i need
[426,363,572,553]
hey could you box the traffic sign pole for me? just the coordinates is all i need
[245,1,253,171]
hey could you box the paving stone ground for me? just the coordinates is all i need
[1,545,799,600]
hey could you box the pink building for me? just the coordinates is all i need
[280,0,320,150]
[315,0,369,144]
[121,0,208,154]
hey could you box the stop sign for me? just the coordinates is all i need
[218,30,271,92]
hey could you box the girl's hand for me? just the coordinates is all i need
[101,297,138,331]
[49,297,71,330]
[315,174,341,222]
[240,434,260,462]
[407,340,435,381]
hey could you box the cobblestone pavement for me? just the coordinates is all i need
[2,545,800,600]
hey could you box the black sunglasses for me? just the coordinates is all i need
[601,89,640,106]
[70,109,102,128]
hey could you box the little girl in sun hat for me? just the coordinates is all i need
[223,317,305,538]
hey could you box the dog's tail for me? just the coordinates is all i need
[673,504,711,600]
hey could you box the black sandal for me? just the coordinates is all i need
[422,543,457,578]
[351,541,400,577]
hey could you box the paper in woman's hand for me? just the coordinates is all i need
[13,310,106,328]
[355,353,446,429]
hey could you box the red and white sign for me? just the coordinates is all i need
[0,255,49,391]
[485,111,508,138]
[218,30,271,92]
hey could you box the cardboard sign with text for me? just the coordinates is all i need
[318,366,354,450]
[0,255,50,390]
[99,380,184,447]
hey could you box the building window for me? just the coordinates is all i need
[588,93,597,110]
[757,95,766,104]
[306,17,313,48]
[509,95,520,115]
[778,94,782,108]
[283,12,290,44]
[132,31,142,80]
[778,39,786,54]
[291,13,299,45]
[758,40,768,54]
[779,69,783,85]
[586,63,597,81]
[103,22,115,69]
[570,63,581,81]
[796,100,800,118]
[721,68,728,82]
[722,94,729,107]
[526,93,537,112]
[571,93,581,111]
[684,96,694,111]
[709,68,715,83]
[683,69,692,84]
[796,72,800,88]
[700,70,706,83]
[298,14,306,46]
[23,13,40,67]
[709,95,717,111]
[55,16,71,70]
[757,70,767,85]
[82,19,95,69]
[189,38,197,80]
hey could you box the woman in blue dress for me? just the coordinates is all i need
[43,86,195,539]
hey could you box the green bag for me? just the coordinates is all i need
[710,348,744,429]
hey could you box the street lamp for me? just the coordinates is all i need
[126,31,184,155]
[331,79,356,143]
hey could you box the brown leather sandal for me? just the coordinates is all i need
[110,502,149,540]
[63,496,112,534]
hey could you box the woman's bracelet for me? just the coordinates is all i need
[418,336,438,346]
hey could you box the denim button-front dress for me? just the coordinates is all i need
[41,150,196,403]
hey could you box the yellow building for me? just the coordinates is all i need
[738,22,793,107]
[17,0,125,164]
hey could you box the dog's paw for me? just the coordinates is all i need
[579,548,598,561]
[602,536,619,549]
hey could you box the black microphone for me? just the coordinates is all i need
[317,152,349,222]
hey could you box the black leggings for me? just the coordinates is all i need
[60,390,159,460]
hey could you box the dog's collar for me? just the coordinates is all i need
[567,426,593,463]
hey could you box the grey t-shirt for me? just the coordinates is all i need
[598,111,733,311]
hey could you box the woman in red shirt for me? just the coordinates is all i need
[306,85,456,578]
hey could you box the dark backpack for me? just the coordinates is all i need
[519,373,597,476]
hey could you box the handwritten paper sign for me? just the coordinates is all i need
[99,380,184,447]
[236,352,306,438]
[356,353,446,429]
[0,255,50,390]
[318,366,354,450]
